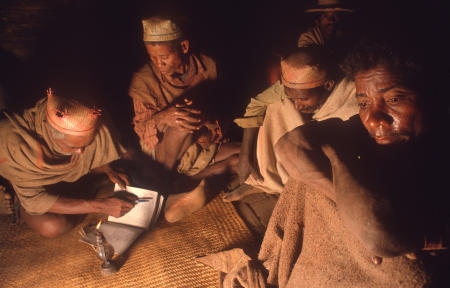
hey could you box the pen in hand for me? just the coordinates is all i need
[135,197,153,203]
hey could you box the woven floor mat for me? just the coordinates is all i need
[0,193,255,288]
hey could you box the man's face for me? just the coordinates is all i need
[145,41,187,76]
[46,121,96,155]
[355,66,423,145]
[317,12,340,38]
[284,86,330,114]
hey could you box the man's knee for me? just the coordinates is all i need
[22,210,74,238]
[165,126,192,141]
[37,215,73,238]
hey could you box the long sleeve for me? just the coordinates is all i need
[234,81,284,128]
[132,98,160,151]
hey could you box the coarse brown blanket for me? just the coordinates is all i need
[0,98,123,214]
[200,180,429,287]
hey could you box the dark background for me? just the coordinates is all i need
[1,0,449,146]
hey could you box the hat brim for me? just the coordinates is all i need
[143,32,182,42]
[305,7,354,13]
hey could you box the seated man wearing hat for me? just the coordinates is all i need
[297,0,354,48]
[129,16,240,222]
[231,48,358,199]
[0,86,135,238]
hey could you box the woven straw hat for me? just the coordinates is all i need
[305,0,354,13]
[280,60,327,89]
[46,88,101,136]
[142,17,182,42]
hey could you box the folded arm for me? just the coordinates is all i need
[276,119,423,257]
[275,125,334,196]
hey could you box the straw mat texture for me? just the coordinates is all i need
[0,193,255,288]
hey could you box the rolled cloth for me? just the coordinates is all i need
[142,17,182,42]
[46,89,101,136]
[0,98,124,214]
[280,60,327,89]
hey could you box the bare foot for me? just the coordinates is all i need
[164,179,208,223]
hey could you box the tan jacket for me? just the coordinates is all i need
[129,53,217,152]
[0,98,123,214]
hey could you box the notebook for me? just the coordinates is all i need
[79,184,164,256]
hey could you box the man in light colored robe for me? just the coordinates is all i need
[231,48,358,197]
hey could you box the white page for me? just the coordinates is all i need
[99,222,144,256]
[107,184,163,229]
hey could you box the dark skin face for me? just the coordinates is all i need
[145,40,189,76]
[316,11,341,38]
[355,66,423,145]
[284,83,332,114]
[46,122,96,154]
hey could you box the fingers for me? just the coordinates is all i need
[113,176,127,190]
[120,198,137,216]
[118,198,134,209]
[174,112,202,124]
[174,106,202,115]
[105,197,136,217]
[117,173,130,186]
[175,119,203,131]
[175,98,193,107]
[119,207,132,217]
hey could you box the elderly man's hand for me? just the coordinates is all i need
[204,120,224,144]
[91,164,130,189]
[100,197,136,218]
[103,166,130,189]
[155,101,203,131]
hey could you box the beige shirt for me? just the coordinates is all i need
[234,81,285,128]
[0,98,123,214]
